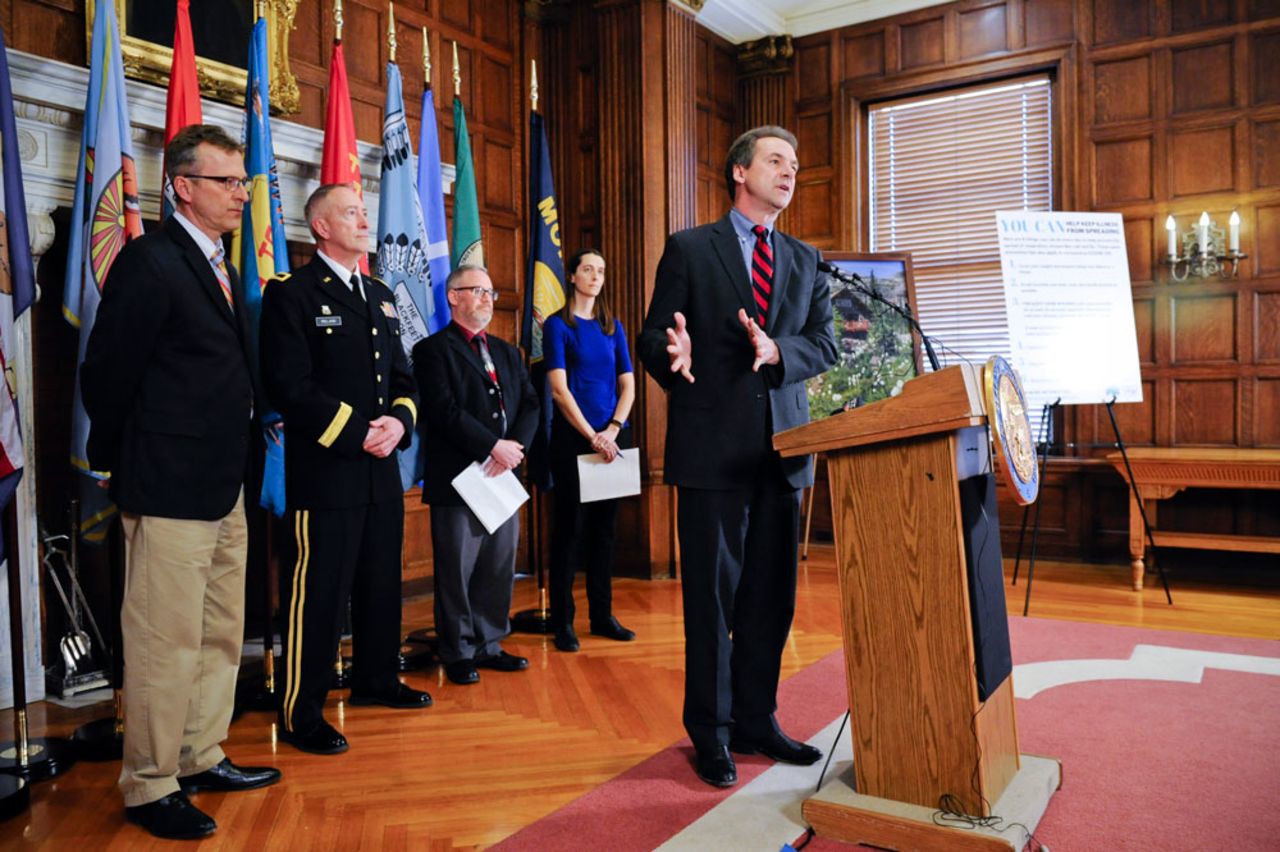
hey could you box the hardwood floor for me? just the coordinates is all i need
[1,548,1276,849]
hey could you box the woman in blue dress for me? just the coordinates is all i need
[544,248,637,652]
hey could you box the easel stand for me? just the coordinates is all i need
[1010,399,1059,616]
[775,365,1059,849]
[1105,399,1173,604]
[0,500,76,785]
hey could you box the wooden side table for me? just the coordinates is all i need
[1106,448,1280,590]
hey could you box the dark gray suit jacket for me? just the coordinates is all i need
[638,213,836,491]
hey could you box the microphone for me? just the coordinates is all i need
[817,260,941,372]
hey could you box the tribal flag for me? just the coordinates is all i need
[161,0,201,218]
[417,81,451,332]
[520,109,566,491]
[376,61,433,490]
[450,94,483,269]
[520,109,566,364]
[230,13,289,515]
[0,25,36,512]
[64,0,144,542]
[321,38,368,273]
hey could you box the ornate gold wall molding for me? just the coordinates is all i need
[84,0,300,115]
[737,34,794,77]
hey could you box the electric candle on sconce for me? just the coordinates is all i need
[1163,210,1247,281]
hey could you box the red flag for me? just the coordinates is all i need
[321,40,368,272]
[161,0,202,217]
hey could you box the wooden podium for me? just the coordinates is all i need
[775,364,1060,851]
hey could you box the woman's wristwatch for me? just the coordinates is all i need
[607,418,623,429]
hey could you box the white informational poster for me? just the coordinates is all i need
[995,211,1143,407]
[451,462,530,534]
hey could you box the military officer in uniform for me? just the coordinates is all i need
[260,183,430,756]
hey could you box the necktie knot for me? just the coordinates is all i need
[753,225,767,240]
[350,273,364,301]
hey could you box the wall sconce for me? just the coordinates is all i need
[1163,211,1247,280]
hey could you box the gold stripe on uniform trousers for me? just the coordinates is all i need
[318,401,353,448]
[283,510,310,730]
[392,397,417,426]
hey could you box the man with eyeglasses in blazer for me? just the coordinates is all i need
[83,124,281,841]
[412,265,539,686]
[259,183,430,758]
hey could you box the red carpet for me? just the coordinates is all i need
[494,618,1280,851]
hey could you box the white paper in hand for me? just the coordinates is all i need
[577,448,641,503]
[451,461,530,533]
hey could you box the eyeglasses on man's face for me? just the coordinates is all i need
[179,174,251,192]
[451,286,499,302]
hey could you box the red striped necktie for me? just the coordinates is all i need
[751,224,772,327]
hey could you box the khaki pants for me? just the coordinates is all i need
[118,490,248,807]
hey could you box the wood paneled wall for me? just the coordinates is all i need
[782,0,1280,556]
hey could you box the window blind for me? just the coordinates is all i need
[869,76,1053,440]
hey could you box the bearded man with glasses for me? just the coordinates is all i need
[412,265,539,686]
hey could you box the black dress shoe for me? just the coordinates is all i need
[729,728,822,766]
[180,758,282,793]
[474,650,529,672]
[278,720,349,755]
[693,746,737,788]
[349,683,433,709]
[125,791,216,840]
[553,628,579,652]
[444,660,480,684]
[590,616,636,642]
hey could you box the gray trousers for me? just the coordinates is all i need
[430,504,519,663]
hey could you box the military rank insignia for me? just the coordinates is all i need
[380,301,397,319]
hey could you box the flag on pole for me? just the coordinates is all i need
[230,13,289,515]
[450,94,483,269]
[0,25,36,512]
[417,84,451,331]
[376,61,435,490]
[520,108,566,491]
[161,0,201,218]
[321,38,368,273]
[521,109,566,364]
[64,0,144,541]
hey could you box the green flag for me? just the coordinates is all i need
[451,96,484,268]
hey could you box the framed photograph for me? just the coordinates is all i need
[806,251,923,420]
[85,0,300,114]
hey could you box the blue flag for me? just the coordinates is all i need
[230,17,289,516]
[417,86,451,332]
[376,61,435,490]
[64,1,144,541]
[521,110,566,491]
[0,25,35,512]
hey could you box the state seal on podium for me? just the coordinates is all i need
[983,355,1039,505]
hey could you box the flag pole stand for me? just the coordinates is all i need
[511,485,552,634]
[0,500,76,782]
[66,501,123,761]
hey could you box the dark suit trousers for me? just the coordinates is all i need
[547,425,629,631]
[677,476,801,752]
[430,504,518,664]
[279,502,404,733]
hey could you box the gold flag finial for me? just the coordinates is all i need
[334,0,344,42]
[531,59,539,112]
[423,27,432,87]
[388,3,397,62]
[452,41,461,97]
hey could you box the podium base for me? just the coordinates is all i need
[803,753,1061,851]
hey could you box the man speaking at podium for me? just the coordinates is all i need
[639,126,837,787]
